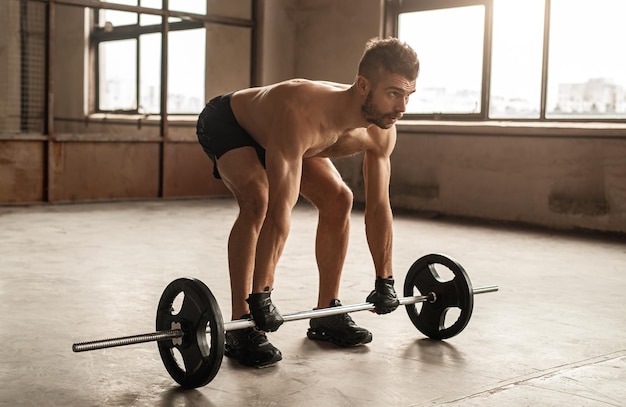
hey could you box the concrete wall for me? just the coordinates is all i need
[0,141,46,202]
[336,124,626,234]
[391,127,626,234]
[1,0,625,234]
[255,0,382,85]
[0,1,251,203]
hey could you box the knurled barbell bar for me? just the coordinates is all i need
[72,253,498,388]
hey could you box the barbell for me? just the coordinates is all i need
[72,253,498,388]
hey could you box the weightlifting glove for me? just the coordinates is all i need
[366,276,400,314]
[246,291,284,332]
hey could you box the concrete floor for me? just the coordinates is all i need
[0,198,625,407]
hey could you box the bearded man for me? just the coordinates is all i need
[196,37,419,368]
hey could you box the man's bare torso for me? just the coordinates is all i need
[230,79,387,159]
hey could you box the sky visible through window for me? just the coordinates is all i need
[399,5,485,115]
[398,0,626,119]
[547,0,626,118]
[98,0,206,114]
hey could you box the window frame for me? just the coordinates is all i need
[88,0,254,117]
[390,0,493,121]
[388,0,626,123]
[92,17,204,114]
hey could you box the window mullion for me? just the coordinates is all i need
[539,0,551,120]
[481,0,493,120]
[159,0,168,134]
[136,31,140,114]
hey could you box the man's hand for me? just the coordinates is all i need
[366,276,400,314]
[246,291,285,332]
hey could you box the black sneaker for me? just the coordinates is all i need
[246,291,284,332]
[307,300,373,347]
[224,321,283,368]
[366,276,400,314]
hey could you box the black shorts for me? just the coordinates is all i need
[196,92,266,179]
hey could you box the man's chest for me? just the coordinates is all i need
[313,128,368,158]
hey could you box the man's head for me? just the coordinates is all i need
[358,37,420,86]
[356,38,419,129]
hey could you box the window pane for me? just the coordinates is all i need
[99,39,137,110]
[398,6,485,114]
[547,0,626,119]
[140,0,160,8]
[169,0,206,14]
[168,29,205,114]
[140,14,162,26]
[490,0,544,119]
[139,33,161,114]
[100,0,138,27]
[140,0,162,26]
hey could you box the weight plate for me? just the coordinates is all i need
[403,254,474,340]
[156,278,224,388]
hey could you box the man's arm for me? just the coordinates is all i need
[362,125,396,278]
[362,126,399,314]
[252,147,303,292]
[363,148,394,278]
[245,109,308,332]
[252,106,310,293]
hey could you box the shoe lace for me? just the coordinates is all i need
[333,312,356,328]
[246,328,269,346]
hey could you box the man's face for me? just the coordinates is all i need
[361,73,416,129]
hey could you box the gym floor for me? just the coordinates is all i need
[1,198,624,407]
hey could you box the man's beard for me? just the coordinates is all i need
[361,92,401,129]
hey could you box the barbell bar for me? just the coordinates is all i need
[72,284,498,353]
[72,253,499,388]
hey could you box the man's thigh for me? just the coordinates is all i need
[216,147,268,200]
[300,157,349,207]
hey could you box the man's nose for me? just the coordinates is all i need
[396,97,408,112]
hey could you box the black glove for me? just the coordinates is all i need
[366,276,400,314]
[246,291,284,332]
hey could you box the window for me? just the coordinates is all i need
[398,5,486,116]
[394,0,626,121]
[546,0,626,119]
[490,0,544,119]
[94,0,206,114]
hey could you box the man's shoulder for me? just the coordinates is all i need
[264,80,349,114]
[311,80,351,91]
[364,124,397,156]
[275,79,350,93]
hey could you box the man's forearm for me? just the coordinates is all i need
[365,204,393,278]
[252,211,291,292]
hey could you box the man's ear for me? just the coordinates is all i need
[356,75,370,96]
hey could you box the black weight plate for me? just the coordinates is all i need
[156,278,224,388]
[403,254,474,340]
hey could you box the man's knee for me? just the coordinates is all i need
[237,183,269,220]
[338,184,354,213]
[323,184,353,219]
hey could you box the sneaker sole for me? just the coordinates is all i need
[225,346,283,368]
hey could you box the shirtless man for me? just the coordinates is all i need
[197,37,419,368]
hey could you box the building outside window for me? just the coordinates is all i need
[95,0,206,115]
[395,0,626,121]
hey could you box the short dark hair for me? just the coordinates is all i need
[357,37,419,84]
